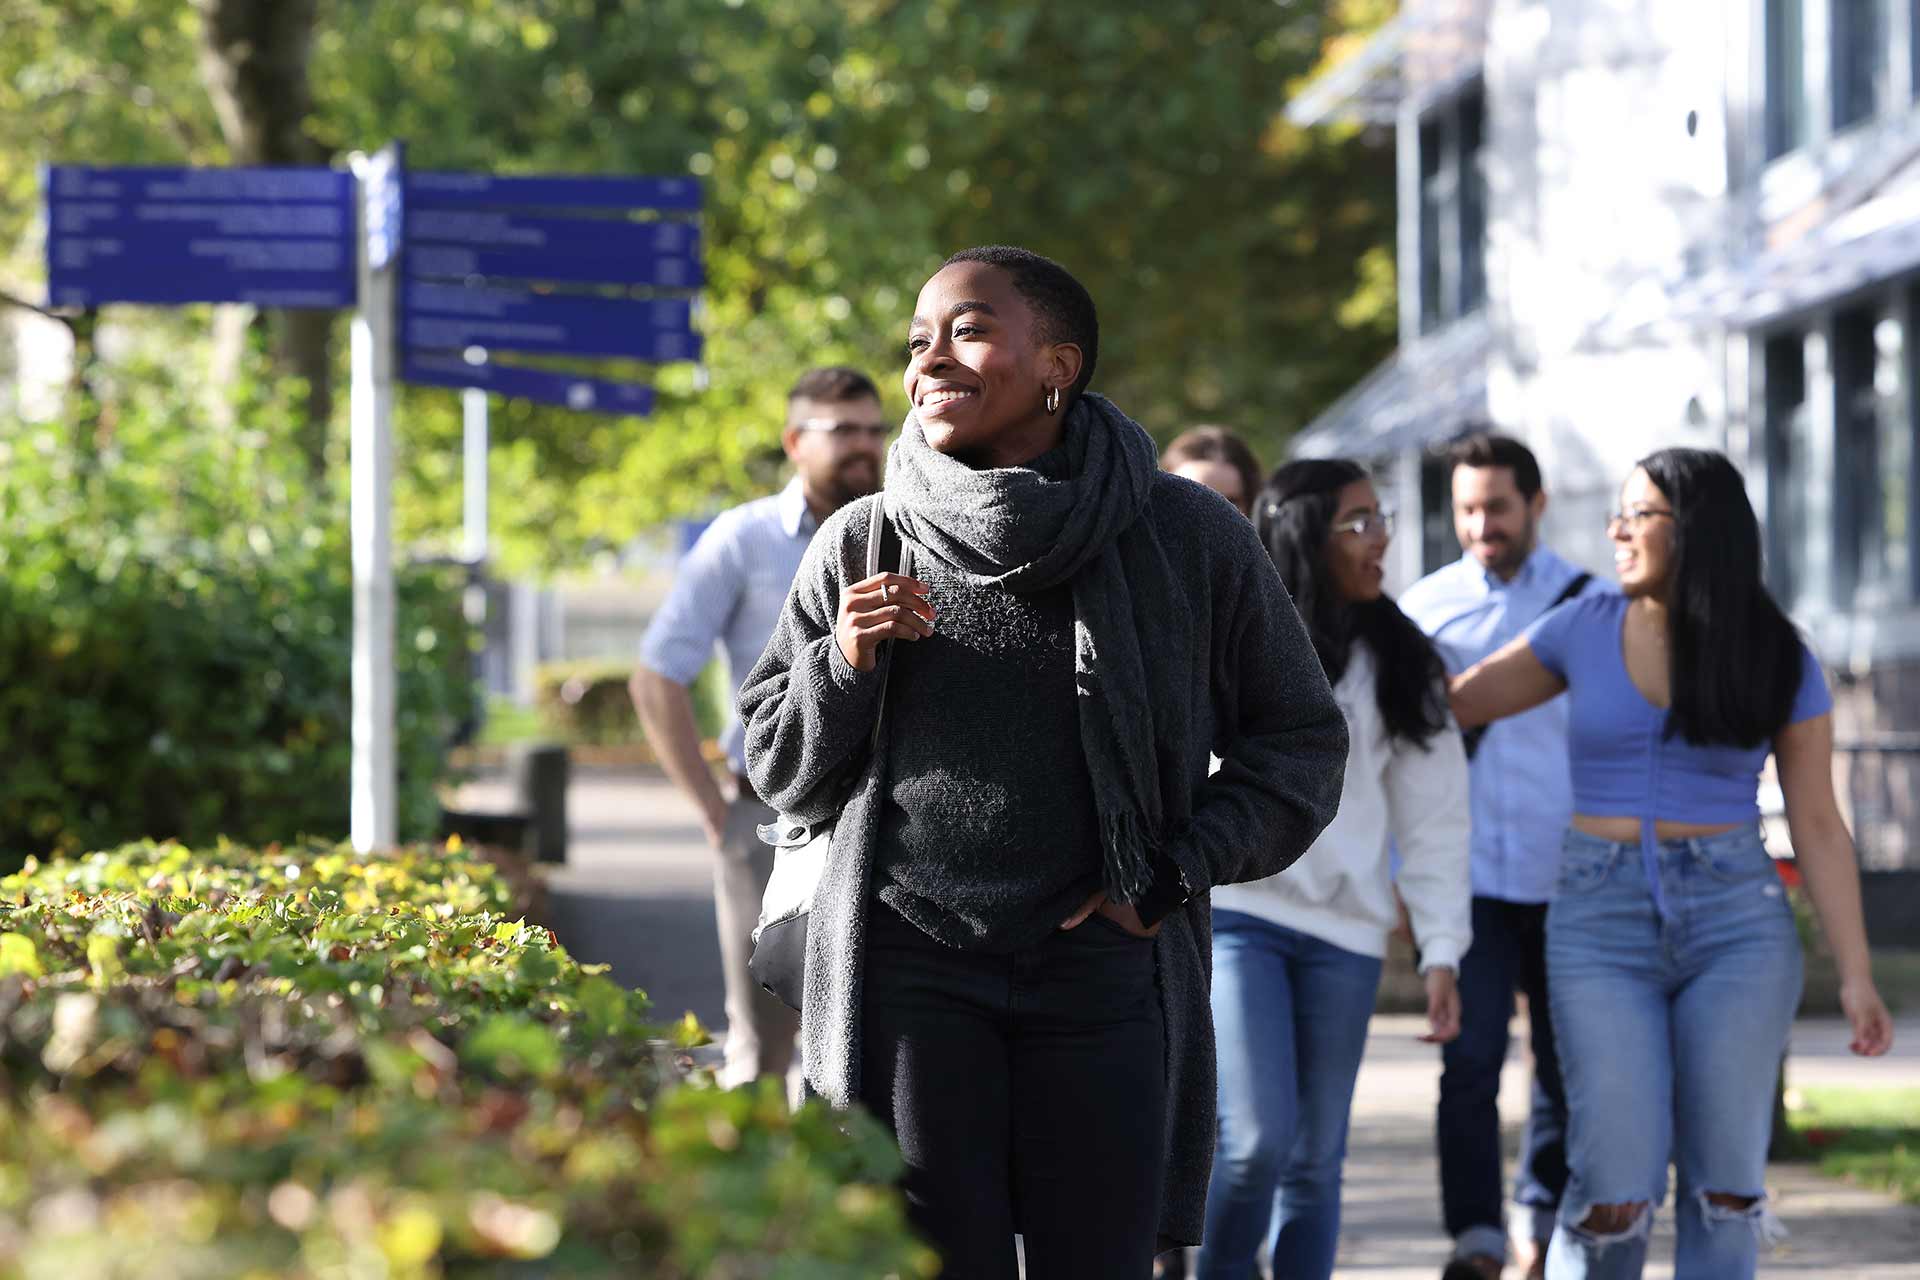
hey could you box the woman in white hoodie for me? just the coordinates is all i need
[1197,458,1472,1280]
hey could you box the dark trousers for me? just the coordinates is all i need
[1437,897,1569,1254]
[858,902,1168,1279]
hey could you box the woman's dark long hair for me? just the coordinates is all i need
[1639,448,1805,747]
[1256,459,1449,748]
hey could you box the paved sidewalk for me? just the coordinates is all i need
[454,767,1920,1277]
[1341,1016,1920,1278]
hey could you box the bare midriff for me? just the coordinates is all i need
[1572,814,1744,843]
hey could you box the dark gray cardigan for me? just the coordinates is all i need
[738,476,1349,1248]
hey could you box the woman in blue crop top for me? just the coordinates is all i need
[1450,448,1892,1280]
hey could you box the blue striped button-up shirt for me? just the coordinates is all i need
[1398,547,1592,903]
[639,477,818,775]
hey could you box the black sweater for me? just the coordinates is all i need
[870,558,1104,950]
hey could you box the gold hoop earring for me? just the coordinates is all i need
[1045,385,1060,414]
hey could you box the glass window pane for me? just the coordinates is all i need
[1764,332,1811,604]
[1868,310,1911,599]
[1420,448,1456,575]
[1419,118,1444,333]
[1767,0,1809,158]
[1834,306,1878,607]
[1459,92,1487,316]
[1833,0,1893,131]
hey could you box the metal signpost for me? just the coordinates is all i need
[349,144,403,852]
[43,150,702,854]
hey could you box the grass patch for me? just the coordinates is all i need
[477,692,546,746]
[1780,1085,1920,1205]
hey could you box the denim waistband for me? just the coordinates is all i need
[1563,822,1766,862]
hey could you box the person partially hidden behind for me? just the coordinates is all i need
[1399,433,1592,1280]
[739,246,1350,1278]
[631,366,888,1089]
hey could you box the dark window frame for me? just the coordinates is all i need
[1833,0,1894,132]
[1416,84,1488,334]
[1761,286,1920,614]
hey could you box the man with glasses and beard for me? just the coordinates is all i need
[632,366,889,1089]
[1399,432,1595,1280]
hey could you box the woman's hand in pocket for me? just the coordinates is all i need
[1058,888,1161,939]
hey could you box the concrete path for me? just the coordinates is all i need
[451,767,1920,1277]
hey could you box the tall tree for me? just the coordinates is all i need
[7,0,1398,569]
[193,0,335,475]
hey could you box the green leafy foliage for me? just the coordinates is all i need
[0,361,479,870]
[0,838,935,1277]
[3,0,1395,574]
[529,659,729,748]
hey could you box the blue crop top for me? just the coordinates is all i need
[1523,591,1830,915]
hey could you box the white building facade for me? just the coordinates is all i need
[1291,0,1919,873]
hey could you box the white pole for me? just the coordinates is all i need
[350,145,400,852]
[462,386,489,564]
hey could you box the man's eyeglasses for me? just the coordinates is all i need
[794,417,891,442]
[1332,510,1394,538]
[1605,507,1674,533]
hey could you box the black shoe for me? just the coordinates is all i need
[1442,1259,1502,1280]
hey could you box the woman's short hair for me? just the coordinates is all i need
[1160,426,1262,509]
[943,246,1098,402]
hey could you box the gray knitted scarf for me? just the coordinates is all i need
[885,392,1174,903]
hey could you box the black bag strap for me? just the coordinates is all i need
[1549,570,1593,612]
[1460,569,1591,760]
[865,494,911,753]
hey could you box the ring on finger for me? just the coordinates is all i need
[884,582,895,603]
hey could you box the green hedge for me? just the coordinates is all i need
[0,382,478,870]
[530,659,729,748]
[0,838,933,1277]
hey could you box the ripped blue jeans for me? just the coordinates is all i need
[1544,826,1800,1280]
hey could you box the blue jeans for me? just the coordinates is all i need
[1196,911,1383,1280]
[1439,897,1568,1261]
[1544,826,1801,1280]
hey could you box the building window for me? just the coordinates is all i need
[1834,297,1916,603]
[1417,88,1487,334]
[1767,0,1810,159]
[1767,0,1920,162]
[1763,291,1919,613]
[1833,0,1894,132]
[1763,332,1815,603]
[1419,449,1458,575]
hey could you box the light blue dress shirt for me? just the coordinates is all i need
[639,477,818,775]
[1399,546,1597,903]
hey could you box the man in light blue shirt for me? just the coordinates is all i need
[1399,433,1595,1280]
[631,367,888,1087]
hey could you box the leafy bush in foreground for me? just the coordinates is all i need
[0,383,480,871]
[0,839,933,1278]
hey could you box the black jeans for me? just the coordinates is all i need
[1437,897,1569,1255]
[859,902,1168,1279]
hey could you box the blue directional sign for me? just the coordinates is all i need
[407,210,702,287]
[406,244,701,288]
[402,352,655,415]
[45,164,354,309]
[402,281,700,362]
[394,164,703,408]
[406,171,702,213]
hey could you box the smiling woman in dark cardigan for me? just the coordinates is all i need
[738,245,1349,1279]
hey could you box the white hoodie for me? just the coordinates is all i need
[1213,647,1473,970]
